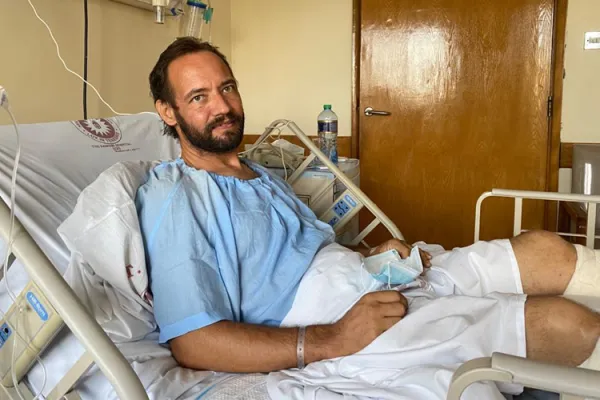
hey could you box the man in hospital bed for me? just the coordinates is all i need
[132,37,600,399]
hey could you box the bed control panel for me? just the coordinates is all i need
[0,281,64,387]
[319,190,363,235]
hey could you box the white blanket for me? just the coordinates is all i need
[57,162,525,400]
[267,244,526,400]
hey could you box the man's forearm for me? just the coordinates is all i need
[170,321,339,373]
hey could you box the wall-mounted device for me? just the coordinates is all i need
[108,0,214,40]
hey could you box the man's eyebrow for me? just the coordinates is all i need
[220,79,237,88]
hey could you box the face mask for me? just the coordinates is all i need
[363,246,424,285]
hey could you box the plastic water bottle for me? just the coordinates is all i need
[317,104,338,164]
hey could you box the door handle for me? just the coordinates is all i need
[364,107,391,116]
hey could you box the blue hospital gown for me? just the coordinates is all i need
[135,158,335,343]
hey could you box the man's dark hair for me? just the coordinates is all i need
[149,37,233,139]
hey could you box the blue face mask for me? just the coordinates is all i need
[363,247,424,285]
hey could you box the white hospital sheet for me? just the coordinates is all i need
[41,335,270,400]
[267,242,528,400]
[28,337,271,399]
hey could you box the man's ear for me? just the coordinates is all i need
[155,100,177,128]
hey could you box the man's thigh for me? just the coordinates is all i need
[348,291,528,396]
[425,239,523,297]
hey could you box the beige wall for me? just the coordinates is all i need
[558,0,600,192]
[230,0,353,136]
[4,1,593,145]
[0,0,230,125]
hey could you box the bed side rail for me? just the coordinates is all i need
[254,119,404,247]
[447,352,600,400]
[475,189,600,248]
[0,201,148,399]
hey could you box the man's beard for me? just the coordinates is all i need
[175,110,244,154]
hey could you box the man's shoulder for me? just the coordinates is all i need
[135,159,188,201]
[243,159,293,190]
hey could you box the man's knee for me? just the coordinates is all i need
[510,230,576,259]
[511,229,564,245]
[526,296,600,365]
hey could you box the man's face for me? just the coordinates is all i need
[166,51,244,153]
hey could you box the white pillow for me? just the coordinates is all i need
[0,113,178,273]
[0,114,178,314]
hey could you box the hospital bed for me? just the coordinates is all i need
[0,115,598,400]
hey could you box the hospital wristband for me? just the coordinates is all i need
[297,326,306,369]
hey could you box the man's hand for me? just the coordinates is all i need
[371,238,432,268]
[329,291,408,357]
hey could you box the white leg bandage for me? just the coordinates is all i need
[564,245,600,297]
[579,339,600,371]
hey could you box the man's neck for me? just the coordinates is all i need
[181,145,257,180]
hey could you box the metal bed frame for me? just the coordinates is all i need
[447,189,600,400]
[0,120,598,399]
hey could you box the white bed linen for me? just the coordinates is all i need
[266,243,527,400]
[0,114,179,303]
[0,113,178,271]
[0,114,182,397]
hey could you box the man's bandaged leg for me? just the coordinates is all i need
[579,339,600,371]
[564,245,600,297]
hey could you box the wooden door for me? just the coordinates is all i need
[357,0,556,249]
